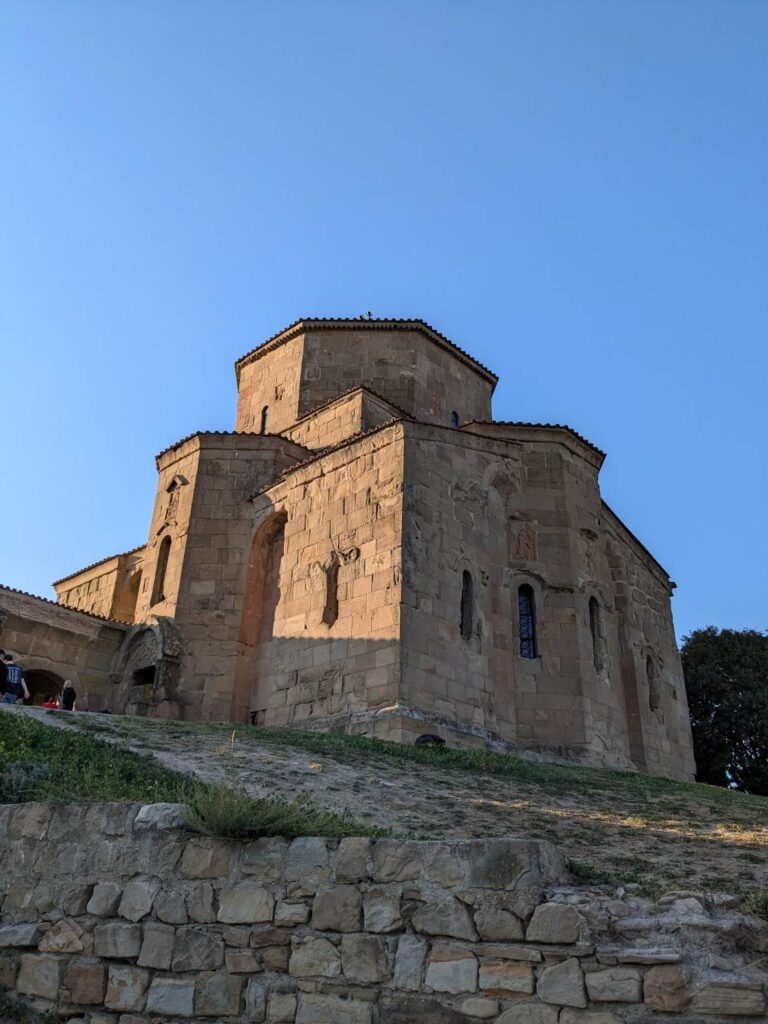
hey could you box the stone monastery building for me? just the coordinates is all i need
[0,318,695,780]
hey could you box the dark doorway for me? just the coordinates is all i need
[24,670,64,707]
[132,665,157,687]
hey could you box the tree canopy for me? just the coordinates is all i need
[681,627,768,795]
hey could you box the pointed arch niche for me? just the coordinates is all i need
[233,511,288,719]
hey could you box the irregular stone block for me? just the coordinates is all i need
[16,954,60,1000]
[134,802,190,830]
[335,836,371,881]
[218,881,275,924]
[289,936,342,977]
[460,996,498,1019]
[497,1005,558,1024]
[585,967,643,1003]
[137,921,175,970]
[422,844,466,887]
[180,838,232,878]
[393,933,428,990]
[643,963,689,1012]
[364,888,403,933]
[251,926,292,947]
[378,994,471,1023]
[0,923,40,947]
[560,1011,621,1024]
[284,837,329,880]
[296,993,373,1023]
[104,964,150,1011]
[261,944,290,972]
[526,903,581,944]
[425,947,478,994]
[371,840,420,882]
[691,983,767,1016]
[195,970,244,1017]
[186,881,216,922]
[477,943,542,961]
[412,897,478,941]
[466,838,563,890]
[241,836,289,881]
[145,976,195,1017]
[341,933,390,983]
[226,948,263,973]
[118,875,162,922]
[171,925,224,971]
[87,880,122,917]
[312,885,363,932]
[275,900,311,926]
[268,990,297,1022]
[154,888,188,924]
[223,925,251,946]
[479,960,535,995]
[474,907,524,941]
[537,957,587,1008]
[245,977,267,1021]
[38,918,83,954]
[0,955,18,988]
[94,922,142,959]
[63,958,107,1004]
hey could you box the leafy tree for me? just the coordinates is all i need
[681,627,768,795]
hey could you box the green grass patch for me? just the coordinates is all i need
[0,712,189,803]
[186,782,392,840]
[0,712,391,840]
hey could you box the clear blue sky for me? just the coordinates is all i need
[1,1,766,640]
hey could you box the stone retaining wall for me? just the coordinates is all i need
[1,802,766,1023]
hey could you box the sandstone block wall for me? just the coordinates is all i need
[281,389,402,452]
[0,587,127,709]
[249,424,405,730]
[1,801,766,1023]
[236,333,305,435]
[55,548,145,623]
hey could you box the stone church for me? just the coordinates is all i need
[0,318,695,780]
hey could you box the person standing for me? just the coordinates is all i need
[61,680,77,712]
[0,649,7,694]
[2,654,29,704]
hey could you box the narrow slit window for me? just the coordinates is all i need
[451,411,460,428]
[151,536,171,606]
[518,584,537,659]
[460,570,474,641]
[647,655,661,711]
[589,596,604,672]
[260,405,269,434]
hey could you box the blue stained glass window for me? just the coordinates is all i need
[518,584,537,659]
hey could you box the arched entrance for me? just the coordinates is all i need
[24,670,65,707]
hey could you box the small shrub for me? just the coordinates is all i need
[0,760,49,803]
[186,782,391,840]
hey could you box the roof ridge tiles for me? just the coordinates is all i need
[154,430,313,465]
[52,545,145,587]
[279,384,413,435]
[0,583,131,626]
[234,317,498,384]
[462,419,606,458]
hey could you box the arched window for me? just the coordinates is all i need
[260,405,269,434]
[451,411,460,428]
[518,584,537,659]
[589,597,605,672]
[647,655,661,712]
[460,570,474,641]
[151,536,171,606]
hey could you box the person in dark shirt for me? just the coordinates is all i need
[2,654,29,704]
[61,680,77,711]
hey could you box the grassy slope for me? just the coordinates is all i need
[2,708,767,910]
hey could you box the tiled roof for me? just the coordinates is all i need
[52,545,145,587]
[280,385,413,435]
[0,584,131,626]
[251,419,403,499]
[234,318,499,385]
[154,431,312,465]
[462,420,606,460]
